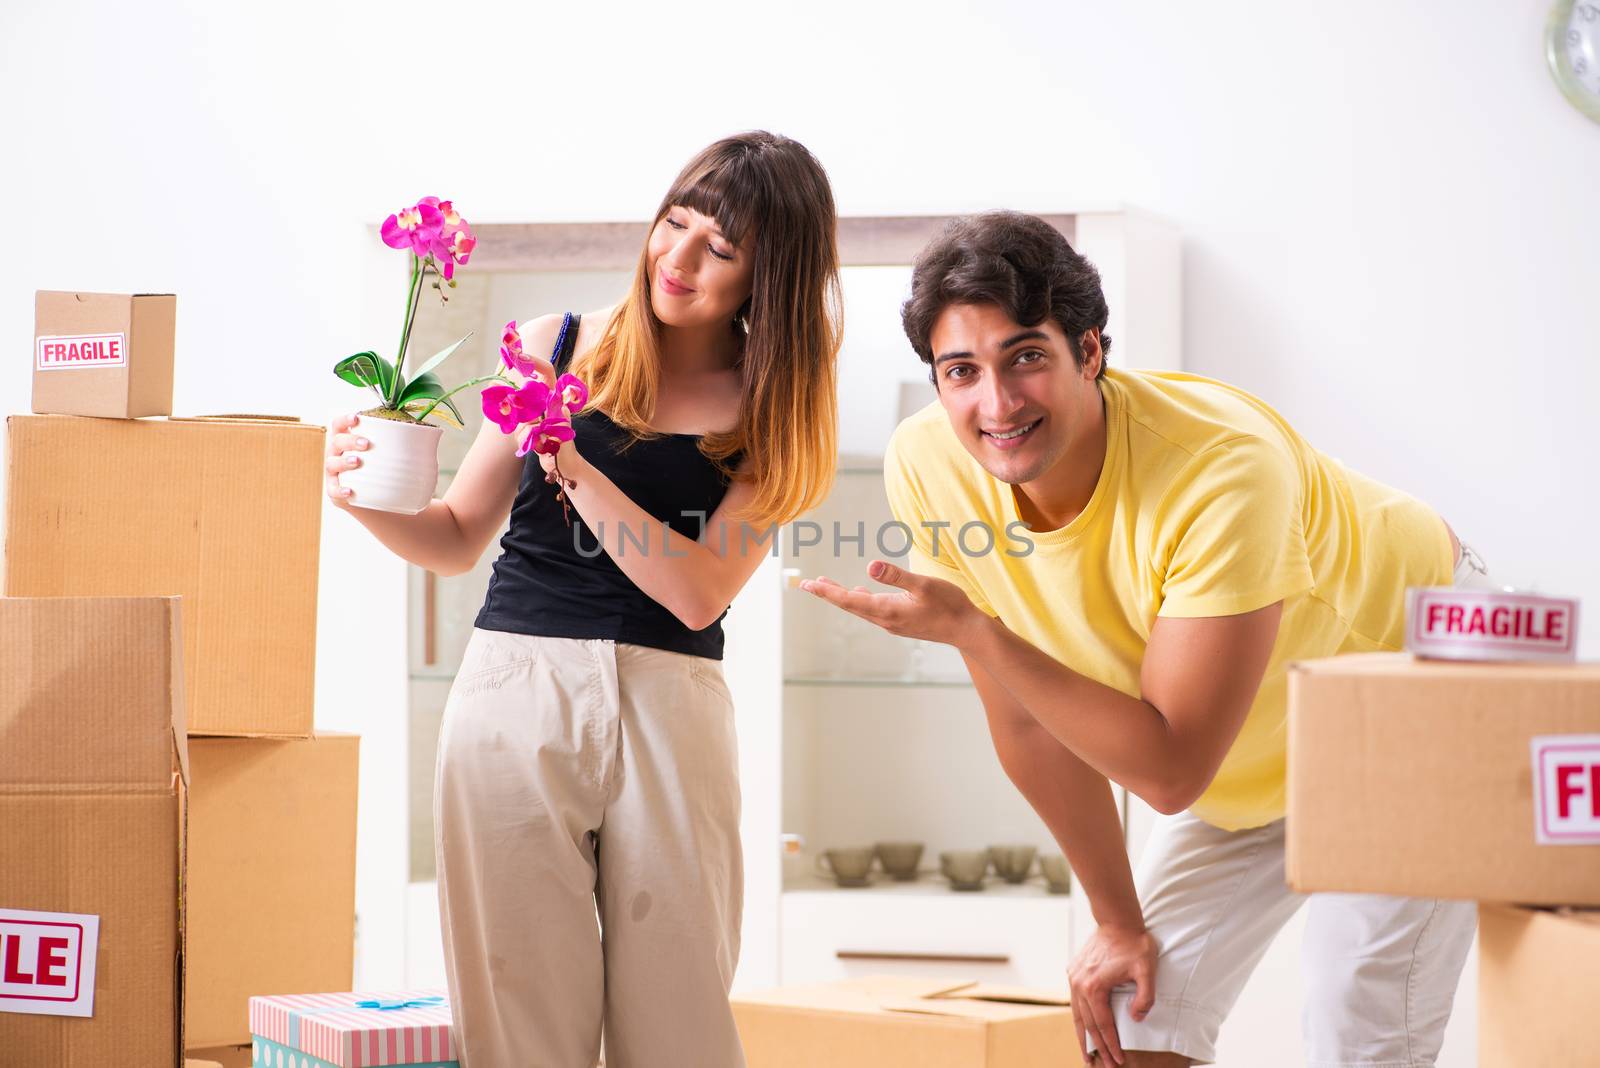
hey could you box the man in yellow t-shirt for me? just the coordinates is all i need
[801,211,1485,1068]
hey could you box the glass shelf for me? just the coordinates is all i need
[783,676,972,689]
[783,873,1068,898]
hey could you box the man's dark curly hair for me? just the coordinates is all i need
[901,211,1111,381]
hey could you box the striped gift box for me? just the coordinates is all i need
[249,991,458,1068]
[249,1037,456,1068]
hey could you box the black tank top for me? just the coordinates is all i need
[475,314,741,659]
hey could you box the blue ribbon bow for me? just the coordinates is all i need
[354,996,447,1012]
[286,995,450,1047]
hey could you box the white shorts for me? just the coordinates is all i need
[1089,547,1493,1067]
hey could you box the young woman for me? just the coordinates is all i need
[324,131,840,1067]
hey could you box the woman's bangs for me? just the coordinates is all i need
[670,161,762,250]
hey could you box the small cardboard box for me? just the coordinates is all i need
[33,290,176,418]
[4,413,324,736]
[187,1048,250,1068]
[1478,904,1600,1064]
[187,734,360,1048]
[249,990,456,1067]
[1286,653,1600,904]
[0,596,189,1066]
[732,976,1080,1068]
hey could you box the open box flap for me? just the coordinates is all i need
[881,981,1070,1020]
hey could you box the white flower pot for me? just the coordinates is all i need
[340,414,444,515]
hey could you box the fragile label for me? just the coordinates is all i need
[35,332,126,371]
[1405,588,1579,663]
[0,908,99,1017]
[1531,735,1600,846]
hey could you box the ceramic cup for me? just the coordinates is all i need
[940,850,989,891]
[874,841,925,881]
[815,847,875,888]
[988,844,1038,884]
[1039,853,1072,895]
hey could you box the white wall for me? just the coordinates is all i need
[5,1,1595,1062]
[10,0,1592,597]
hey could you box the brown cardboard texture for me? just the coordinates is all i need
[1478,904,1600,1065]
[186,1060,226,1068]
[186,1047,250,1068]
[185,733,359,1048]
[4,413,324,737]
[0,596,188,1066]
[1286,654,1600,904]
[33,291,175,418]
[732,976,1080,1068]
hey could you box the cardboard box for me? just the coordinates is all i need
[4,413,324,736]
[1478,904,1600,1065]
[732,976,1080,1068]
[33,290,176,418]
[250,990,456,1067]
[186,734,360,1048]
[186,1047,249,1068]
[0,596,188,1066]
[1286,653,1600,904]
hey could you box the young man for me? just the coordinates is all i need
[801,211,1486,1067]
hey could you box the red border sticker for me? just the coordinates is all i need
[35,332,127,371]
[0,909,99,1018]
[1531,735,1600,845]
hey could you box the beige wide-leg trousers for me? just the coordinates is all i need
[435,629,746,1068]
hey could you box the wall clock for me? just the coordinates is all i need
[1548,0,1600,122]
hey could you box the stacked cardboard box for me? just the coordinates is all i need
[32,290,175,418]
[1287,653,1600,1062]
[1477,902,1599,1064]
[185,734,359,1049]
[1,294,362,1064]
[1,597,187,1066]
[733,976,1081,1068]
[5,412,324,737]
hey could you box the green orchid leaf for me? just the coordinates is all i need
[409,332,474,386]
[334,352,396,395]
[404,399,464,428]
[398,371,465,425]
[437,394,466,423]
[398,371,447,404]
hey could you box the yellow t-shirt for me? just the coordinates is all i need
[884,368,1453,830]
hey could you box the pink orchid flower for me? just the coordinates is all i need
[443,228,477,277]
[516,415,575,459]
[417,197,475,279]
[429,198,465,230]
[500,320,541,377]
[483,378,555,435]
[555,373,588,413]
[380,200,444,257]
[515,379,556,421]
[480,383,521,434]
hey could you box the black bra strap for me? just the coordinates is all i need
[552,312,582,373]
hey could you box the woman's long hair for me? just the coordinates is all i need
[571,131,841,528]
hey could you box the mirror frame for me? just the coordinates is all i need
[469,215,1077,271]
